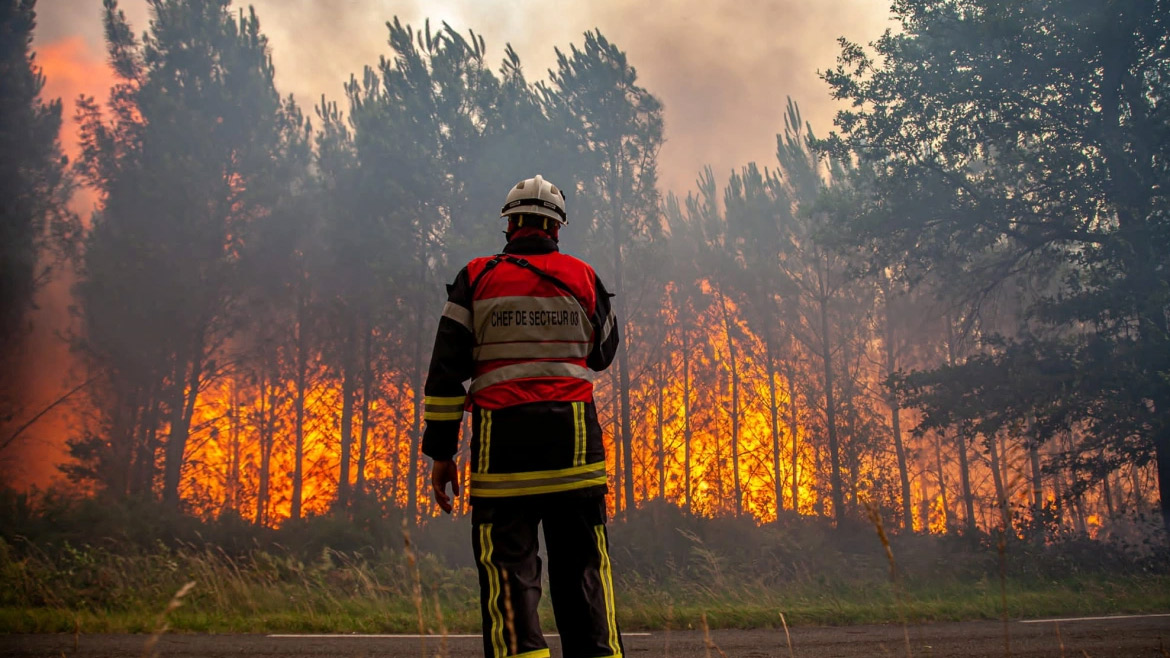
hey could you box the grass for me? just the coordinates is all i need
[3,536,1168,634]
[621,575,1170,629]
[2,497,1168,635]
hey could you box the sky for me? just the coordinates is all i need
[7,0,893,489]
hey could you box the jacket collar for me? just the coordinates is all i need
[503,235,559,255]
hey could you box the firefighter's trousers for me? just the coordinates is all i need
[471,494,623,658]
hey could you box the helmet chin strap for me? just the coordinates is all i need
[505,215,560,242]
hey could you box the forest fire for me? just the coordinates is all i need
[158,273,1047,535]
[5,0,1162,549]
[6,1,1170,651]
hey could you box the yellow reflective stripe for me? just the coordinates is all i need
[470,475,608,498]
[477,409,492,474]
[573,402,585,467]
[424,395,465,421]
[579,402,587,465]
[470,461,608,497]
[511,650,551,658]
[478,524,505,658]
[424,395,466,405]
[572,402,579,466]
[594,525,620,656]
[471,461,603,482]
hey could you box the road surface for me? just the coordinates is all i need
[4,614,1169,657]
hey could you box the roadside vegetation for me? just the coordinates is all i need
[3,491,1167,634]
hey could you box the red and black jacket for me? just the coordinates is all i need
[421,235,619,500]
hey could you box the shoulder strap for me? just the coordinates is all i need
[468,254,589,313]
[467,255,504,294]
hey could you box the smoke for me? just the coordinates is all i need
[34,0,889,194]
[246,0,891,192]
[0,25,114,490]
[11,0,888,490]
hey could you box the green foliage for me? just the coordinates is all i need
[0,0,77,359]
[825,0,1170,531]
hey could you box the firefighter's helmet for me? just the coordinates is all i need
[500,175,567,226]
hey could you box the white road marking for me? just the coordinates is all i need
[268,633,653,638]
[1019,613,1170,624]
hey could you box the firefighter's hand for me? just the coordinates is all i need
[431,459,460,514]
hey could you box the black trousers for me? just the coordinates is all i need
[471,494,623,658]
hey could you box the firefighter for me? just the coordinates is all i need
[422,174,622,658]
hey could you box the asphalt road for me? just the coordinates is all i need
[4,615,1169,657]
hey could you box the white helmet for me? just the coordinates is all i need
[500,174,567,225]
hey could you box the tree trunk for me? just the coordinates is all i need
[957,433,976,534]
[228,382,241,513]
[716,289,742,517]
[256,367,272,527]
[682,324,693,514]
[787,363,801,516]
[1029,439,1044,520]
[987,433,1011,531]
[608,155,635,514]
[1129,463,1143,512]
[1051,445,1067,529]
[766,333,782,514]
[813,440,825,518]
[1102,475,1114,519]
[337,316,358,509]
[841,335,860,512]
[946,317,976,534]
[131,390,160,497]
[999,432,1011,505]
[162,327,205,508]
[409,304,424,523]
[882,287,913,530]
[935,434,950,533]
[109,385,138,497]
[655,358,665,501]
[355,323,374,498]
[609,368,622,515]
[818,291,845,526]
[918,475,930,533]
[291,288,308,522]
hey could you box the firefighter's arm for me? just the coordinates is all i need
[587,273,619,371]
[421,267,475,462]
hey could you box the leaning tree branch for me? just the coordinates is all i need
[0,374,101,455]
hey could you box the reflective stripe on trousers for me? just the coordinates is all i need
[470,461,607,498]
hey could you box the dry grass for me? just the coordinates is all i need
[779,612,795,658]
[141,581,194,657]
[865,501,911,658]
[2,504,1169,637]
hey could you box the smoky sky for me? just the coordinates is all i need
[34,0,890,195]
